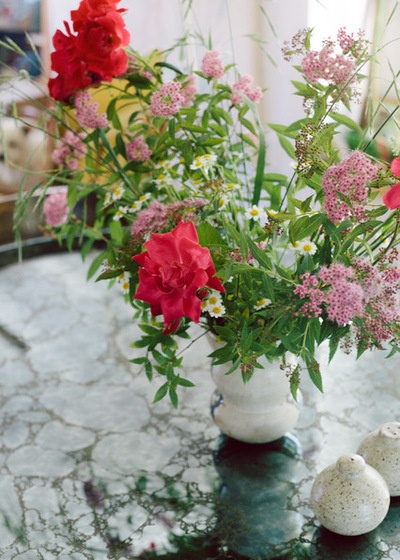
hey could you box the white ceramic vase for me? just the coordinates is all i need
[357,421,400,497]
[210,353,301,444]
[310,454,390,536]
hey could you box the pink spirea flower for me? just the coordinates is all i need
[126,136,152,161]
[131,199,207,240]
[150,81,185,117]
[52,130,87,170]
[230,75,263,106]
[181,75,198,107]
[352,257,400,346]
[74,90,109,129]
[201,50,224,79]
[293,272,325,318]
[337,27,367,58]
[301,41,354,86]
[43,188,69,226]
[322,151,378,223]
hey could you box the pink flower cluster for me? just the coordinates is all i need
[74,90,109,129]
[337,27,366,58]
[126,136,152,161]
[319,264,364,325]
[322,151,378,223]
[295,264,364,325]
[230,75,263,106]
[181,75,198,107]
[43,188,69,227]
[201,50,224,79]
[131,199,206,240]
[301,40,354,86]
[295,259,400,345]
[352,257,400,346]
[52,130,88,170]
[150,81,185,117]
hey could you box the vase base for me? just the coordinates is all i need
[211,389,302,444]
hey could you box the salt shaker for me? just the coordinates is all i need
[357,421,400,497]
[310,454,390,536]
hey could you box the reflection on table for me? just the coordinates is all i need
[1,244,400,558]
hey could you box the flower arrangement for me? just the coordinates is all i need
[13,0,400,406]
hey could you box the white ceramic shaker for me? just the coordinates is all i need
[310,454,390,536]
[357,421,400,497]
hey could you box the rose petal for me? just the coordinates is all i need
[390,157,400,178]
[383,182,400,210]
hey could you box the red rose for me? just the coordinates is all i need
[383,182,400,210]
[48,1,130,103]
[133,221,224,332]
[71,0,125,31]
[75,12,130,78]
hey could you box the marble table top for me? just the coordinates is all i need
[1,243,400,559]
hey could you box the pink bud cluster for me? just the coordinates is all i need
[294,264,363,325]
[201,50,225,79]
[150,81,185,117]
[230,75,263,106]
[52,130,87,170]
[352,257,400,346]
[131,199,206,240]
[74,90,109,129]
[322,151,378,223]
[301,41,354,86]
[43,187,69,227]
[319,264,364,325]
[294,259,400,345]
[126,136,152,162]
[181,75,198,107]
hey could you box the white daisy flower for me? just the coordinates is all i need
[190,154,217,171]
[245,205,268,225]
[296,239,317,256]
[254,297,272,310]
[112,183,125,201]
[208,303,226,318]
[118,272,131,294]
[113,206,129,221]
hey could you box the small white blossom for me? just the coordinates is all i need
[112,183,125,201]
[296,239,317,256]
[113,206,129,221]
[254,297,272,310]
[118,272,131,294]
[190,154,217,172]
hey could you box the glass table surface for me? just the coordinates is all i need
[1,244,400,559]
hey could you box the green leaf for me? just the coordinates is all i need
[276,133,295,159]
[197,222,225,248]
[153,383,169,403]
[289,213,323,244]
[88,251,107,280]
[306,360,323,392]
[330,113,363,134]
[169,386,179,408]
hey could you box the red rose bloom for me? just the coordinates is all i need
[133,221,225,332]
[71,0,125,31]
[75,11,130,77]
[48,0,130,103]
[383,182,400,210]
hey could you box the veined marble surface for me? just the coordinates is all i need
[1,247,400,559]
